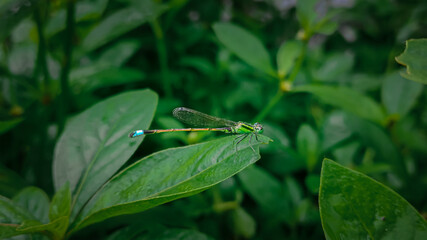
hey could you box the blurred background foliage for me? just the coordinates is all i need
[1,0,427,239]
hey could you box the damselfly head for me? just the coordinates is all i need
[254,122,263,133]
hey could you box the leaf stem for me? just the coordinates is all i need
[57,0,75,135]
[151,19,172,98]
[253,41,308,122]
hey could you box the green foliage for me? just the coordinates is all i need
[396,39,427,84]
[1,0,427,239]
[319,159,427,239]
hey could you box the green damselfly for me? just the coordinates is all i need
[129,107,264,152]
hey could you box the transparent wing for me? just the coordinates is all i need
[172,107,238,127]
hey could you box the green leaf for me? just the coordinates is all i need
[229,207,256,238]
[396,39,427,84]
[45,0,109,37]
[71,135,270,232]
[345,114,408,180]
[296,124,319,171]
[294,85,385,124]
[0,195,36,239]
[53,89,158,220]
[313,52,354,82]
[98,39,142,67]
[381,72,423,117]
[305,174,320,194]
[276,40,303,79]
[49,182,71,222]
[319,159,427,239]
[238,165,291,222]
[0,118,23,134]
[296,0,317,31]
[82,0,167,51]
[16,217,69,240]
[213,22,275,77]
[12,187,50,224]
[0,0,38,42]
[0,164,27,198]
[70,66,145,93]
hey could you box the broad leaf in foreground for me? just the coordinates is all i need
[53,89,158,220]
[71,134,271,232]
[319,159,427,240]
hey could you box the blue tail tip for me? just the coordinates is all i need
[129,130,144,138]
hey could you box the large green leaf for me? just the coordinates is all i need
[319,159,427,240]
[213,22,276,77]
[0,0,38,42]
[53,89,158,221]
[294,85,385,124]
[381,72,423,117]
[12,187,50,224]
[82,0,167,51]
[395,39,427,84]
[71,135,270,232]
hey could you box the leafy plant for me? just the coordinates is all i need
[1,0,427,239]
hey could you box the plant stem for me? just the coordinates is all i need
[253,41,308,122]
[33,4,50,87]
[151,19,172,98]
[57,0,75,135]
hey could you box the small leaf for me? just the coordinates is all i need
[213,22,275,77]
[0,118,23,135]
[238,165,291,223]
[98,39,142,67]
[0,195,36,239]
[381,72,423,117]
[53,89,158,220]
[229,207,256,238]
[71,135,270,232]
[276,40,303,79]
[17,216,69,240]
[45,0,109,37]
[49,182,71,221]
[345,114,408,180]
[12,187,50,223]
[319,159,427,239]
[0,164,27,198]
[82,1,167,51]
[0,0,38,42]
[396,39,427,84]
[305,174,320,194]
[296,124,319,171]
[70,66,145,93]
[296,0,317,31]
[294,85,385,124]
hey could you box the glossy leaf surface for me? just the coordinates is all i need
[53,89,158,220]
[319,159,427,240]
[71,134,270,232]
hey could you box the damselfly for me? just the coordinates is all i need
[129,107,263,152]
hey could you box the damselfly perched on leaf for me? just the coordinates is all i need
[129,107,264,152]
